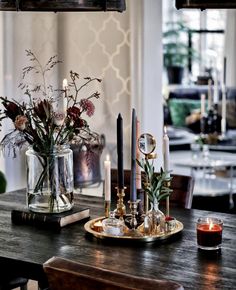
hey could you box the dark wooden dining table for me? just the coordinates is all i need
[0,189,235,290]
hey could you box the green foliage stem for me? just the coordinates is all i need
[136,158,172,203]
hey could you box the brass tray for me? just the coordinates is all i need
[84,216,184,243]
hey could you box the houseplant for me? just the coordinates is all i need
[163,21,195,84]
[0,50,101,213]
[137,158,172,234]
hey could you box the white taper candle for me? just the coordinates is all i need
[163,126,170,217]
[221,84,227,136]
[104,155,111,201]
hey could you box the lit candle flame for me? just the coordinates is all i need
[209,221,214,230]
[106,154,110,162]
[94,221,102,226]
[164,126,167,135]
[63,78,68,90]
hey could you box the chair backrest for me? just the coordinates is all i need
[0,171,7,194]
[166,173,194,209]
[43,256,184,290]
[111,169,194,209]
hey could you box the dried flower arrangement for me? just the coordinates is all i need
[0,49,102,156]
[0,50,102,212]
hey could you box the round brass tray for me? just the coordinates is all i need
[84,216,184,243]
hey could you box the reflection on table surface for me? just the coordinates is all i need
[170,150,236,201]
[173,150,236,168]
[169,128,236,153]
[168,126,195,147]
[170,150,236,212]
[208,130,236,152]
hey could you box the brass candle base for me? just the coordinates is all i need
[126,199,142,237]
[115,187,126,217]
[128,200,139,229]
[104,200,111,218]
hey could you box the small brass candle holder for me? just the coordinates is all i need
[128,200,139,229]
[115,186,126,217]
[125,199,143,237]
[104,200,111,218]
[137,134,157,215]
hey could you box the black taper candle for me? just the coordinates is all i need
[117,113,124,188]
[130,108,137,202]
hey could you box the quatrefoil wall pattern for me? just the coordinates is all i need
[60,11,131,146]
[59,9,131,167]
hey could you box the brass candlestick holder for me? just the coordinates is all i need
[128,200,139,229]
[115,186,126,217]
[137,133,157,215]
[126,199,142,237]
[104,200,111,218]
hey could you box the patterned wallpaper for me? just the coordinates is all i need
[0,2,132,190]
[58,9,131,167]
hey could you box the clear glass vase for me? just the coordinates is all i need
[26,145,74,213]
[148,198,165,235]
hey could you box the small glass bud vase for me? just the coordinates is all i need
[102,211,125,236]
[148,198,165,235]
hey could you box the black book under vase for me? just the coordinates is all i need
[11,206,90,231]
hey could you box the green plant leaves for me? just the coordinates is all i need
[137,158,173,203]
[163,21,198,67]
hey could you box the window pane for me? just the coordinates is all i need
[207,10,226,30]
[162,0,226,84]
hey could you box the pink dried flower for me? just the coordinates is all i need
[80,99,95,117]
[14,115,28,131]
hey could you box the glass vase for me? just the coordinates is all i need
[148,198,165,235]
[102,211,125,236]
[26,145,74,213]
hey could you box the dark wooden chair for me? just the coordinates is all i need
[43,256,184,290]
[111,169,194,210]
[0,171,28,290]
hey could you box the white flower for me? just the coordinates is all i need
[53,112,65,126]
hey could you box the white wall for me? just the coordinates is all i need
[142,0,163,169]
[224,10,236,86]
